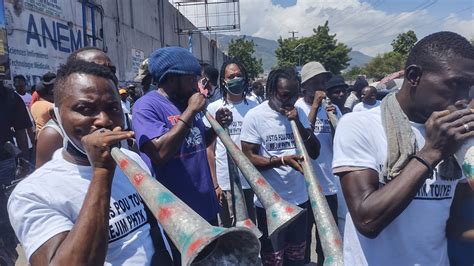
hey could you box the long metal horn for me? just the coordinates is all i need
[224,129,262,238]
[322,98,338,129]
[111,147,261,265]
[290,121,343,265]
[205,111,305,238]
[455,139,474,190]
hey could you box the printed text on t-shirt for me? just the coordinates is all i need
[108,192,148,243]
[265,133,296,151]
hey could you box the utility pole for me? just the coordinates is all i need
[289,31,298,40]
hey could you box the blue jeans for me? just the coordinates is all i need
[0,158,15,186]
[0,158,18,260]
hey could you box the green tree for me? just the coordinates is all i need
[275,21,351,74]
[363,51,405,80]
[342,66,365,81]
[227,37,263,80]
[391,30,418,56]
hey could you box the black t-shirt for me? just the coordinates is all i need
[0,87,32,160]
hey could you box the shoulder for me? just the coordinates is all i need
[11,92,26,108]
[207,99,224,112]
[42,120,62,135]
[9,162,59,204]
[244,101,266,118]
[339,107,381,129]
[336,107,383,146]
[295,98,306,108]
[245,98,259,108]
[133,92,162,109]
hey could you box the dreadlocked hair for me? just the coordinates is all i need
[266,67,300,99]
[219,58,249,104]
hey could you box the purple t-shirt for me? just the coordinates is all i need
[132,91,219,221]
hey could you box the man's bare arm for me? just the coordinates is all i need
[339,152,436,238]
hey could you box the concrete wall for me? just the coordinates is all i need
[95,0,226,84]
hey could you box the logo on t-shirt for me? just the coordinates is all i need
[265,133,296,151]
[185,127,203,148]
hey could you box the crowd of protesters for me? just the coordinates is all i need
[1,31,473,266]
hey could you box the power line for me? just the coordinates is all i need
[346,0,439,46]
[350,5,471,48]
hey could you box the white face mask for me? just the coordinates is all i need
[53,106,88,155]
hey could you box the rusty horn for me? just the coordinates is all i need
[205,111,305,238]
[224,129,262,238]
[290,120,343,265]
[455,139,474,190]
[322,98,338,129]
[110,147,260,265]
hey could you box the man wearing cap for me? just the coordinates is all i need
[325,75,350,114]
[132,47,231,265]
[294,61,341,264]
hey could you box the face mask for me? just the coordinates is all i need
[269,94,298,111]
[224,77,246,96]
[53,106,88,156]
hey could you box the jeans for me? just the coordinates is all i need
[257,201,309,266]
[0,158,15,186]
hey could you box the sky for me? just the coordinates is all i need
[234,0,474,56]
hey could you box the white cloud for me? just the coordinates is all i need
[442,14,474,39]
[235,0,473,56]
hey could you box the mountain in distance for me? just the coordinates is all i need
[215,34,372,73]
[216,34,279,73]
[347,50,373,69]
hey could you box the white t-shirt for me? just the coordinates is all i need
[8,148,155,265]
[332,106,461,266]
[204,98,258,190]
[247,92,263,104]
[240,101,309,207]
[295,98,339,196]
[121,100,132,130]
[344,92,359,110]
[121,99,131,114]
[18,92,32,107]
[352,100,381,112]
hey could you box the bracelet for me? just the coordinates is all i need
[214,185,220,190]
[178,118,193,129]
[409,154,434,178]
[280,156,286,166]
[269,155,277,164]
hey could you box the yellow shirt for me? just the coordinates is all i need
[31,100,53,132]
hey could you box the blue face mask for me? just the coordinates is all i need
[224,77,246,96]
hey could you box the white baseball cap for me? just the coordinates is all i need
[300,61,331,85]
